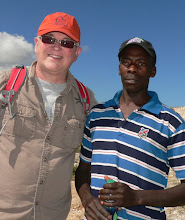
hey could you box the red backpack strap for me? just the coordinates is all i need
[75,79,90,115]
[3,65,27,103]
[0,65,27,135]
[0,65,27,117]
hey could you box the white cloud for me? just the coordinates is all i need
[0,32,36,71]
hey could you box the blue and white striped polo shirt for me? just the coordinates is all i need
[80,90,185,220]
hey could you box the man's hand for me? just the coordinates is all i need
[99,176,138,208]
[75,162,112,219]
[83,194,112,220]
[99,176,185,209]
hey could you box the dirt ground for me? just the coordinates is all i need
[67,107,185,220]
[67,181,85,220]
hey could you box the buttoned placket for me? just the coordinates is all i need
[33,98,63,219]
[34,125,51,219]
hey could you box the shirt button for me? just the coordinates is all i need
[46,135,50,140]
[35,201,39,205]
[64,126,67,130]
[44,157,47,162]
[79,124,81,128]
[40,180,43,184]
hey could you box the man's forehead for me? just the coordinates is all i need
[45,31,72,39]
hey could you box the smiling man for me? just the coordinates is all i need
[0,12,97,220]
[75,37,185,220]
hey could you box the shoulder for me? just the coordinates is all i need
[69,73,98,108]
[0,68,12,79]
[161,104,184,122]
[88,97,116,120]
[160,104,185,130]
[0,69,12,91]
[91,94,118,111]
[148,91,185,126]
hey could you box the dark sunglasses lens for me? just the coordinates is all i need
[40,36,76,48]
[60,40,74,48]
[41,36,55,44]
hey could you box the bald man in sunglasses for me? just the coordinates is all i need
[0,12,97,220]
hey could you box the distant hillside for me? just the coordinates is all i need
[173,107,185,120]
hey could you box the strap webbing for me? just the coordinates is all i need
[3,65,26,103]
[0,65,27,135]
[75,79,90,115]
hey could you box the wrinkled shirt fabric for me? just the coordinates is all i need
[0,61,97,220]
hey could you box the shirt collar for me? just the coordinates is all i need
[113,90,162,115]
[30,61,78,95]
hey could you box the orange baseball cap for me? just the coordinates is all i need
[37,12,80,44]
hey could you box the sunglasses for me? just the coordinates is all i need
[38,35,79,49]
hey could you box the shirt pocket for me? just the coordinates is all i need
[0,103,36,139]
[54,116,85,151]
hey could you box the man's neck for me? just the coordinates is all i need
[119,90,151,119]
[35,65,68,84]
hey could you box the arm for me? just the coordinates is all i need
[99,177,185,208]
[75,160,92,207]
[137,180,185,207]
[75,160,112,220]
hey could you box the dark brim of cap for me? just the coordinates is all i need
[118,43,156,64]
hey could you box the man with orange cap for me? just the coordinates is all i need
[0,12,97,220]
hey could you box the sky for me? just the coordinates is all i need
[0,0,184,107]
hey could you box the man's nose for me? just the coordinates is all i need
[53,40,61,49]
[128,64,137,73]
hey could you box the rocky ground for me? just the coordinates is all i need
[67,107,185,220]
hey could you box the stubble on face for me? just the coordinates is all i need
[119,45,156,96]
[34,32,81,83]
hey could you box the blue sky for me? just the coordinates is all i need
[0,0,184,107]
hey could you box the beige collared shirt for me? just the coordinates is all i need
[0,61,97,220]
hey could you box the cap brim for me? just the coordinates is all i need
[118,43,153,59]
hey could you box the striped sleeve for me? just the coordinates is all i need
[80,114,93,163]
[167,115,185,180]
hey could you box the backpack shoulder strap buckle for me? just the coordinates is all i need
[0,65,27,135]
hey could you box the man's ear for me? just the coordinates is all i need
[34,37,39,54]
[150,66,156,78]
[76,46,82,56]
[118,64,121,75]
[74,46,82,62]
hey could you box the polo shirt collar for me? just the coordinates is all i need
[113,90,162,115]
